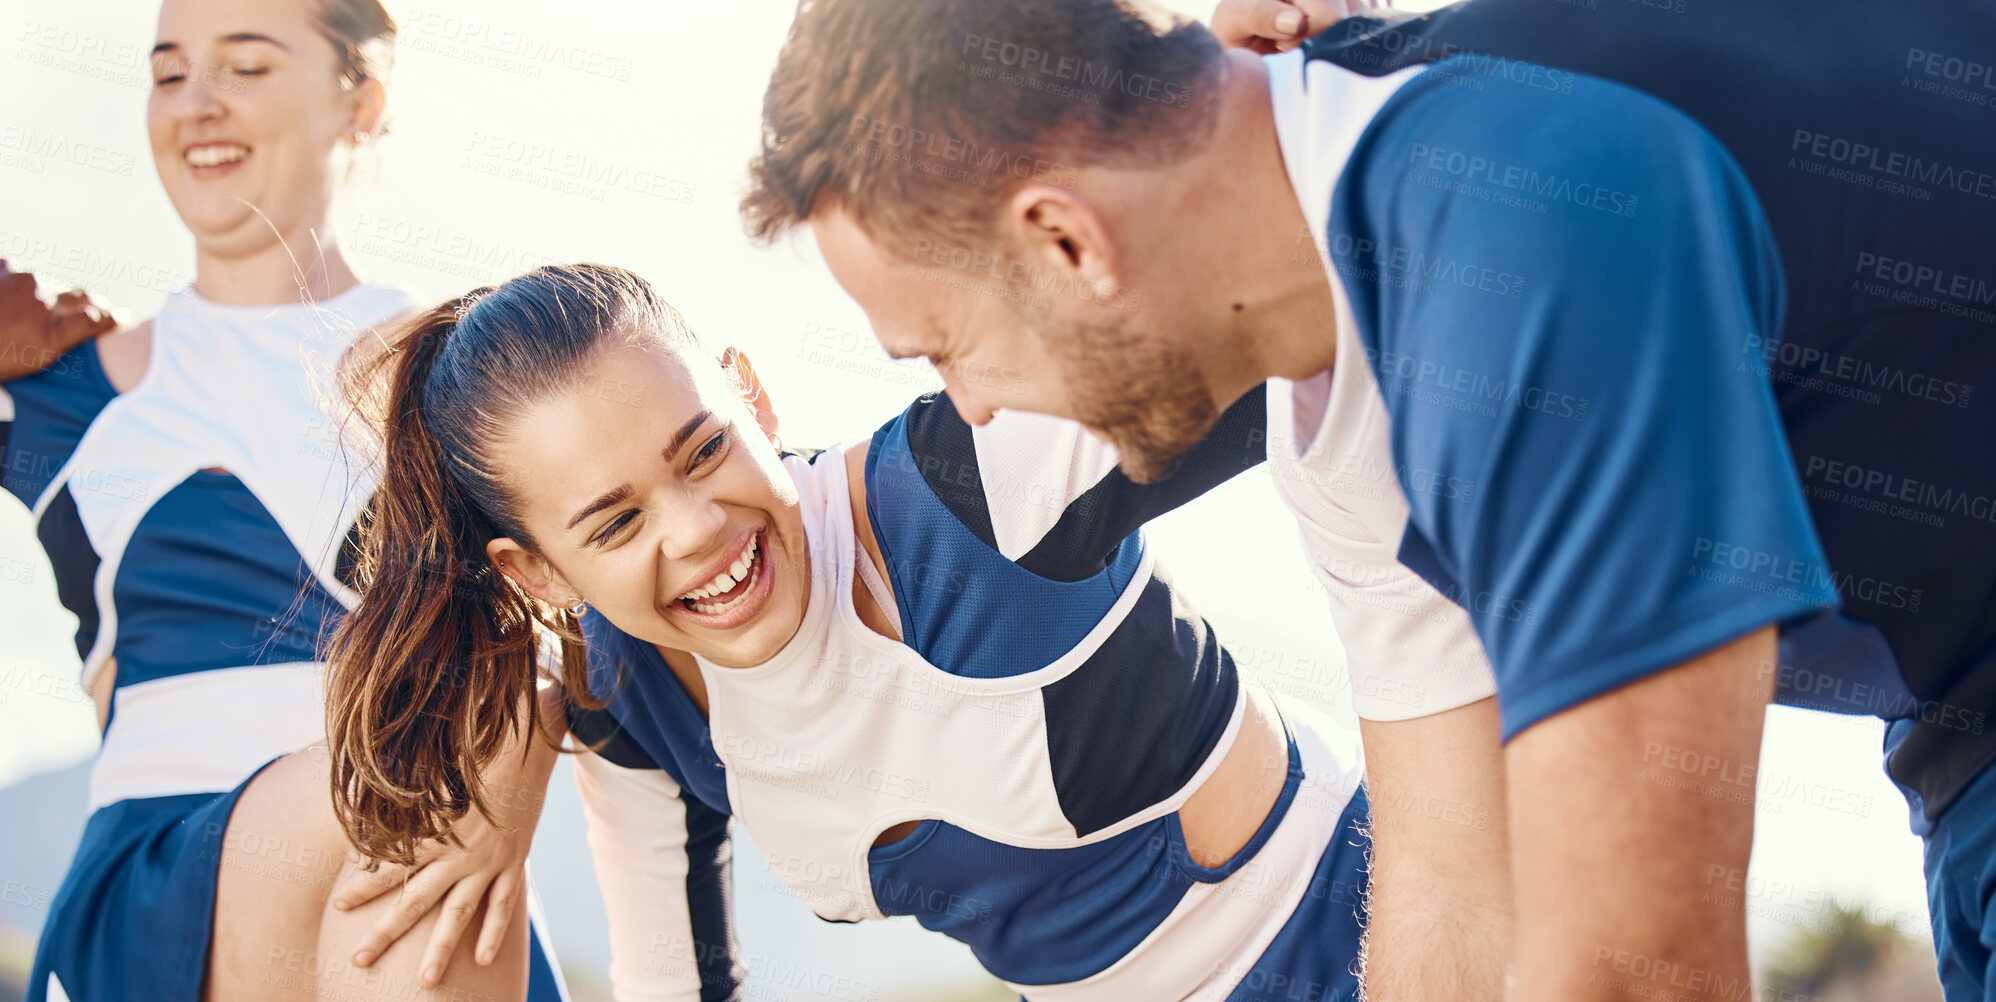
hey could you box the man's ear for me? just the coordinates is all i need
[1006,183,1121,292]
[721,347,782,450]
[485,538,581,609]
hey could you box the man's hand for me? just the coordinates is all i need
[0,261,117,380]
[1210,0,1387,54]
[334,693,565,988]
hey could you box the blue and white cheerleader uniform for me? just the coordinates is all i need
[568,388,1373,1002]
[0,285,567,1002]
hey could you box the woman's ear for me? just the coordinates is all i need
[721,347,782,450]
[485,538,582,609]
[344,75,387,143]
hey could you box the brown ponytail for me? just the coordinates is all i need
[326,264,696,865]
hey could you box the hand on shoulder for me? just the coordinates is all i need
[0,261,120,381]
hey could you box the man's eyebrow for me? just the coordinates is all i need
[567,485,632,531]
[152,33,290,56]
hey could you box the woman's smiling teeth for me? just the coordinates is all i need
[679,534,762,614]
[186,143,249,167]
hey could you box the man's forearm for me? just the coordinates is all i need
[1357,701,1514,1001]
[1504,627,1776,1001]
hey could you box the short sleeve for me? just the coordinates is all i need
[1333,62,1841,739]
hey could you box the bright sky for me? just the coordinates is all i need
[0,0,1934,992]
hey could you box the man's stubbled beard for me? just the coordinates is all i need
[1039,316,1218,484]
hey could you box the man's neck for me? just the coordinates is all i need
[1190,49,1341,394]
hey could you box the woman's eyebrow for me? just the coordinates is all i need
[568,485,633,532]
[665,410,716,459]
[151,32,290,56]
[565,411,716,532]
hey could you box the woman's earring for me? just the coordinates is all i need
[568,600,587,617]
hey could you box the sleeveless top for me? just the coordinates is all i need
[566,390,1370,998]
[703,439,1231,921]
[0,283,417,809]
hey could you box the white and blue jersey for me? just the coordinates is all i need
[1269,3,1996,774]
[567,390,1373,1002]
[0,285,566,1002]
[1266,4,1996,995]
[1293,0,1996,835]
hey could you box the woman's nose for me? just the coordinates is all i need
[656,496,730,563]
[170,69,228,123]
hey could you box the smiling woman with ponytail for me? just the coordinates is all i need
[326,263,709,866]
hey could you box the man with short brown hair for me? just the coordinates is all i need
[746,2,1996,1000]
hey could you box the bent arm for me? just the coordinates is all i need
[574,748,741,1002]
[1331,65,1833,999]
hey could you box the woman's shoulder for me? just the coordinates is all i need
[94,318,153,394]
